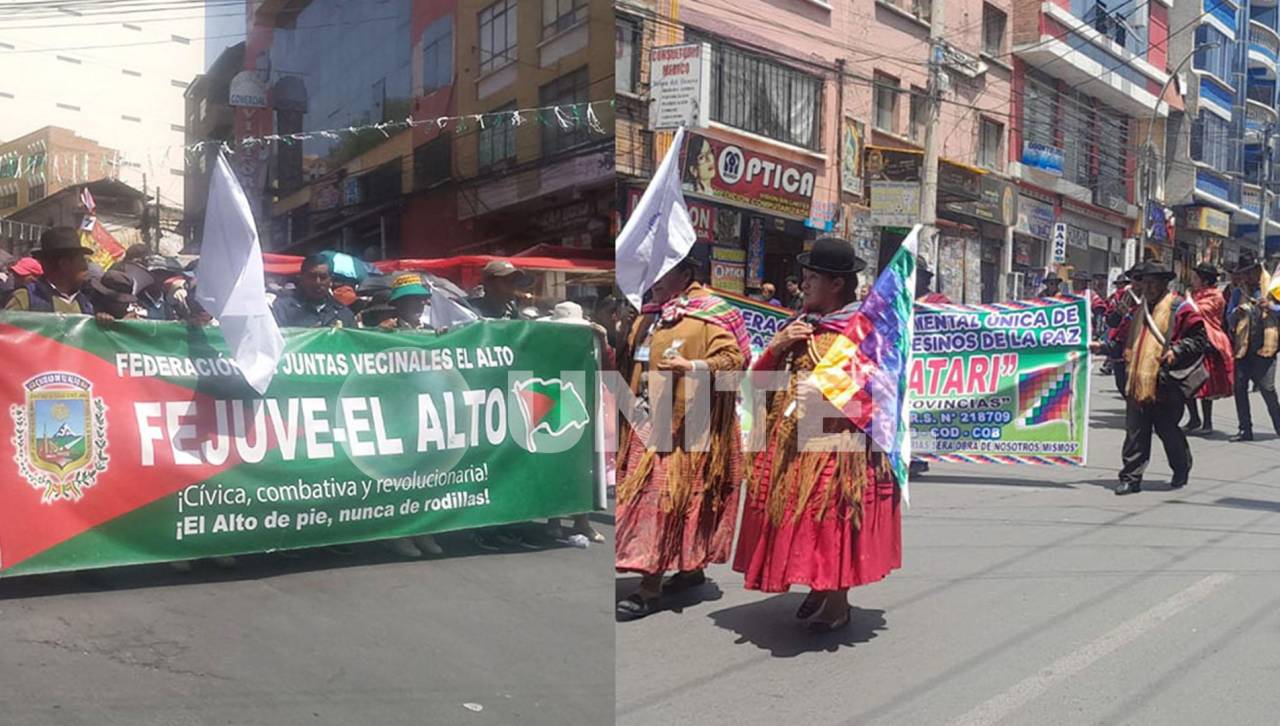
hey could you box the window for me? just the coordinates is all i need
[540,67,591,155]
[0,192,17,209]
[478,103,518,171]
[874,72,900,133]
[978,118,1003,169]
[478,0,517,73]
[1022,73,1054,149]
[28,183,45,201]
[1193,25,1233,81]
[422,15,453,93]
[543,0,587,37]
[692,33,822,149]
[414,137,453,189]
[1192,111,1233,171]
[909,86,926,141]
[883,0,932,23]
[982,4,1006,56]
[616,15,641,94]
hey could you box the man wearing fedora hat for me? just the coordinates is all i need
[1038,274,1064,298]
[88,269,142,320]
[733,237,903,632]
[4,227,95,315]
[1226,255,1280,441]
[1090,261,1208,495]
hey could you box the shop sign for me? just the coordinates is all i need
[805,199,838,232]
[228,71,268,108]
[1186,206,1230,236]
[1051,223,1068,263]
[1015,195,1055,240]
[746,217,766,288]
[682,133,816,219]
[866,146,980,203]
[628,187,715,243]
[711,245,746,293]
[870,181,919,227]
[841,118,865,197]
[649,43,711,130]
[1021,141,1064,176]
[943,174,1017,226]
[1066,224,1089,250]
[343,176,362,207]
[1088,231,1110,251]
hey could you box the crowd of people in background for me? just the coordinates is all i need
[0,226,610,568]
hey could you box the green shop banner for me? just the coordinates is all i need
[0,314,604,577]
[910,296,1090,465]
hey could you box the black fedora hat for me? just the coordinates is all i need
[1129,260,1176,281]
[34,226,93,259]
[1192,262,1220,282]
[1231,256,1262,274]
[796,237,866,275]
[89,269,137,304]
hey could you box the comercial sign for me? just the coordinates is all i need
[1051,222,1068,263]
[1022,141,1064,176]
[841,118,865,197]
[649,43,711,130]
[805,199,838,232]
[628,187,715,243]
[1066,224,1089,250]
[870,181,920,227]
[1015,195,1055,240]
[228,70,268,108]
[682,132,817,219]
[1186,205,1230,236]
[943,174,1017,226]
[711,245,746,293]
[865,146,981,203]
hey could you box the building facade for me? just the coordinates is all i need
[0,7,204,210]
[618,0,1015,303]
[0,127,118,218]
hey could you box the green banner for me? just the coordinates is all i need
[0,314,603,577]
[910,296,1090,465]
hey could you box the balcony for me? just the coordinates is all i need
[1248,21,1280,74]
[1244,183,1264,217]
[1014,2,1169,116]
[1246,97,1279,131]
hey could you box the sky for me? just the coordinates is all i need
[205,3,245,71]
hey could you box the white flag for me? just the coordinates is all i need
[615,126,696,309]
[194,151,284,394]
[427,281,480,330]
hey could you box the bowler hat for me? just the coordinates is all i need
[1128,260,1176,281]
[1192,263,1220,282]
[90,269,137,304]
[1042,275,1064,285]
[33,227,93,259]
[796,237,866,275]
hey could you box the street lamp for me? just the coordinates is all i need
[1140,42,1220,249]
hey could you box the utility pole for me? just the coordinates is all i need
[1259,124,1273,259]
[919,0,945,270]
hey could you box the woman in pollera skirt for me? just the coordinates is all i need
[733,238,903,632]
[1182,263,1234,435]
[614,250,750,621]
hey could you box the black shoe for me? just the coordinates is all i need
[662,570,707,594]
[472,532,502,552]
[909,461,929,477]
[1170,476,1188,490]
[1230,431,1255,442]
[1114,481,1142,496]
[616,594,659,622]
[1181,420,1202,433]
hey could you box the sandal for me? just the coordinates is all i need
[662,570,707,593]
[616,593,658,621]
[796,591,824,620]
[807,607,852,633]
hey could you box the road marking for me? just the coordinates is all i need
[945,572,1234,726]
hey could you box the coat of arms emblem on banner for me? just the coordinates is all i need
[9,372,109,503]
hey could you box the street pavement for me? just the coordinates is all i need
[617,371,1280,726]
[0,515,614,726]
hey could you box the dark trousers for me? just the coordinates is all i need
[1233,354,1280,435]
[1113,361,1128,398]
[1120,392,1192,486]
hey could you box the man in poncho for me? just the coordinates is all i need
[1226,255,1280,441]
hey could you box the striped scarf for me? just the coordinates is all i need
[1125,294,1175,405]
[642,284,753,362]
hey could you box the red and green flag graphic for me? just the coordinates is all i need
[512,377,590,452]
